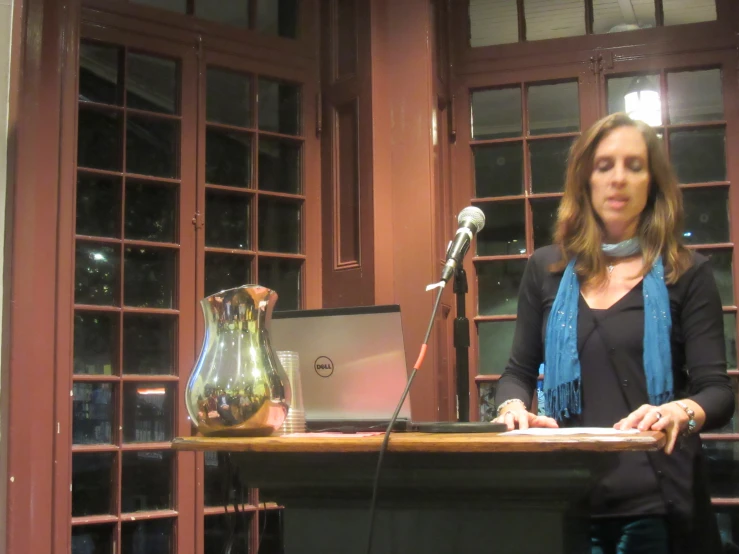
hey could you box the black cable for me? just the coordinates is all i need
[255,504,270,553]
[221,452,236,554]
[364,286,446,554]
[233,458,249,554]
[221,453,257,554]
[226,452,272,554]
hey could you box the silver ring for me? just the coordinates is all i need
[655,411,663,421]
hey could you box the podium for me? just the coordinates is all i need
[173,431,664,554]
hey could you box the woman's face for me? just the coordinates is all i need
[589,125,651,243]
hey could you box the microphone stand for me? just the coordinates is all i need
[453,266,470,422]
[364,266,504,554]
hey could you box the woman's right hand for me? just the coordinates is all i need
[493,403,559,431]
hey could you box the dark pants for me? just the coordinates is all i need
[591,516,670,554]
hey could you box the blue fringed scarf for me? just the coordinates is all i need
[542,240,673,422]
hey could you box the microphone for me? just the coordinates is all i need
[440,206,485,283]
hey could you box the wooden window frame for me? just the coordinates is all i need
[450,0,739,413]
[451,0,739,74]
[2,1,320,553]
[456,62,596,416]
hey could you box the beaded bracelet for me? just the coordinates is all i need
[496,398,526,417]
[674,400,697,435]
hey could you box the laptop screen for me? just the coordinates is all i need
[269,305,412,423]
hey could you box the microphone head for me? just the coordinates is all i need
[458,206,485,234]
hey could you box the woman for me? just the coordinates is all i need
[493,112,734,554]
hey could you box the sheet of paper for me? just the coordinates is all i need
[504,427,641,436]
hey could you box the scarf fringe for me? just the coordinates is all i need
[543,378,581,421]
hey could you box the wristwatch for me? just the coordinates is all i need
[674,400,697,434]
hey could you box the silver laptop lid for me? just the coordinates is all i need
[269,305,411,422]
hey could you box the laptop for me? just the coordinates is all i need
[269,305,412,431]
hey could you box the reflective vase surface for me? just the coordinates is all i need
[185,285,291,436]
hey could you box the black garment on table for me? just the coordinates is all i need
[494,245,734,553]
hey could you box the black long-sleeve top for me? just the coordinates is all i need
[494,245,734,534]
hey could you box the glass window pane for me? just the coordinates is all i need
[476,200,526,256]
[72,524,115,554]
[130,0,186,12]
[73,382,114,445]
[699,249,734,306]
[725,313,737,370]
[259,258,301,311]
[704,440,739,497]
[682,188,729,245]
[592,0,656,34]
[126,115,179,178]
[126,53,178,115]
[72,452,115,517]
[607,74,662,126]
[468,0,518,47]
[670,128,726,183]
[204,252,252,298]
[206,67,252,128]
[258,197,301,254]
[256,0,298,38]
[525,0,585,41]
[258,511,284,552]
[205,191,251,250]
[123,314,176,375]
[204,451,236,507]
[258,78,301,135]
[527,81,579,135]
[471,87,521,140]
[479,381,498,421]
[125,181,177,243]
[75,243,120,306]
[258,138,301,194]
[121,518,174,554]
[123,247,177,309]
[473,142,523,197]
[74,312,118,376]
[79,42,122,106]
[206,127,252,187]
[478,320,517,374]
[78,108,123,171]
[663,0,717,26]
[531,197,560,248]
[76,174,121,238]
[477,259,527,316]
[667,69,723,125]
[715,508,739,548]
[195,0,251,27]
[123,384,174,443]
[529,137,574,194]
[205,514,251,552]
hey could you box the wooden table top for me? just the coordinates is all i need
[172,430,665,454]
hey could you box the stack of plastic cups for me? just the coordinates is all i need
[276,350,306,435]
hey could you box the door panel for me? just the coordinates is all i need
[453,62,598,418]
[61,23,199,554]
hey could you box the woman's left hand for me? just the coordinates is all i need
[613,403,689,455]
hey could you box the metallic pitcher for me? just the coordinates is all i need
[185,285,291,436]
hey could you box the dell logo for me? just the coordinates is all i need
[314,356,334,378]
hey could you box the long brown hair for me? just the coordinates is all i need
[552,112,692,285]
